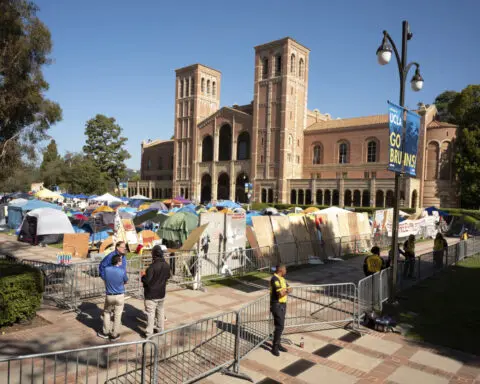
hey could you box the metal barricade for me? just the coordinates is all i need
[358,272,381,314]
[0,340,158,384]
[148,311,238,384]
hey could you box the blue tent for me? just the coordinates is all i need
[119,197,129,202]
[425,206,448,217]
[207,200,241,210]
[88,195,98,199]
[129,199,146,208]
[7,199,61,229]
[75,194,89,199]
[176,204,198,215]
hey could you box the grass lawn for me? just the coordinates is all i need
[390,256,480,355]
[203,270,271,288]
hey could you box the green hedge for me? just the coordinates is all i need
[0,260,44,326]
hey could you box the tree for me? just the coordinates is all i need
[40,139,60,170]
[434,90,458,123]
[448,85,480,208]
[60,153,109,195]
[83,114,130,191]
[0,0,62,174]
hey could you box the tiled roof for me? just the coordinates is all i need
[428,120,457,128]
[306,114,388,131]
[142,139,173,148]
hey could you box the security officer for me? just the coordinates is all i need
[403,234,416,278]
[270,264,292,356]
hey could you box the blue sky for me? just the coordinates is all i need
[36,0,480,170]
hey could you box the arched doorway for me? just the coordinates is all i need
[332,190,339,205]
[219,124,232,161]
[298,190,305,205]
[411,190,418,209]
[261,188,267,203]
[180,188,184,198]
[324,190,331,206]
[353,190,361,207]
[202,135,213,162]
[235,173,249,203]
[362,190,370,207]
[305,190,312,205]
[290,190,297,204]
[217,173,230,200]
[316,190,323,205]
[386,190,394,207]
[344,190,352,207]
[376,190,384,207]
[201,174,212,203]
[268,189,274,203]
[237,132,250,160]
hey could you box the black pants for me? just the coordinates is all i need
[271,302,286,348]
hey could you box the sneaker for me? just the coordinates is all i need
[271,348,280,357]
[110,334,120,341]
[97,331,109,340]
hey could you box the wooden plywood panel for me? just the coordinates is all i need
[63,233,90,258]
[270,216,297,265]
[289,216,313,262]
[252,216,276,262]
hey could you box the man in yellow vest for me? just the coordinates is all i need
[403,234,416,278]
[270,264,292,356]
[363,246,384,276]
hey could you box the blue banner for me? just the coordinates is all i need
[404,110,420,177]
[388,102,404,173]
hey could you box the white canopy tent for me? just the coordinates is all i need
[129,194,149,200]
[92,193,123,204]
[25,208,74,235]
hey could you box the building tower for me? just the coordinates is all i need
[251,38,310,203]
[173,64,221,200]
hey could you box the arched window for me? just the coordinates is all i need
[339,142,349,164]
[262,188,267,203]
[299,58,304,79]
[411,190,418,208]
[158,157,163,170]
[298,190,305,205]
[206,80,210,95]
[305,189,312,205]
[147,159,151,170]
[237,131,250,160]
[179,79,184,98]
[313,145,322,164]
[332,190,340,205]
[344,190,352,207]
[386,190,394,207]
[268,189,274,203]
[219,124,232,161]
[362,190,370,207]
[185,78,189,97]
[202,135,213,162]
[439,141,452,180]
[367,140,377,163]
[375,190,384,207]
[427,141,439,180]
[275,55,282,76]
[288,135,293,146]
[290,190,297,204]
[290,54,296,74]
[191,78,195,95]
[212,81,216,96]
[353,190,361,207]
[201,78,205,93]
[324,190,331,206]
[316,190,323,205]
[262,57,269,79]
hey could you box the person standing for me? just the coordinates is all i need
[433,233,447,269]
[97,255,128,340]
[142,245,170,338]
[403,234,416,279]
[99,241,128,280]
[363,246,384,276]
[270,264,292,357]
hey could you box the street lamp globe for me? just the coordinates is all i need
[410,68,424,91]
[376,37,392,65]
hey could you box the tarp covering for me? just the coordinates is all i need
[24,208,74,236]
[129,194,149,200]
[35,188,63,200]
[157,211,198,243]
[149,201,168,211]
[92,193,122,203]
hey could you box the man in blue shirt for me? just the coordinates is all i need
[97,255,128,341]
[99,241,127,280]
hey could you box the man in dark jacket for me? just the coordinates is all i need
[142,245,170,337]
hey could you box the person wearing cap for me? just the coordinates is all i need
[270,264,292,356]
[142,245,171,338]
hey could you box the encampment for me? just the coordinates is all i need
[18,208,74,245]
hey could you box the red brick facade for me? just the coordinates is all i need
[128,37,458,208]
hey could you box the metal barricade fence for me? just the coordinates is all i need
[147,311,238,384]
[0,340,158,384]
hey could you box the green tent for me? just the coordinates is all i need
[157,212,199,243]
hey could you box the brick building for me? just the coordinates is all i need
[128,37,458,208]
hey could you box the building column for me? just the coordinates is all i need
[312,179,317,204]
[148,181,153,199]
[383,191,387,208]
[136,181,140,196]
[339,179,344,207]
[370,178,376,207]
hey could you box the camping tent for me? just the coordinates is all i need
[7,199,60,229]
[92,193,122,204]
[157,211,198,244]
[18,208,74,245]
[129,194,149,200]
[35,188,63,201]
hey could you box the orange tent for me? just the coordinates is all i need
[92,206,114,215]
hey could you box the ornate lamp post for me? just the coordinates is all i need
[376,20,424,301]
